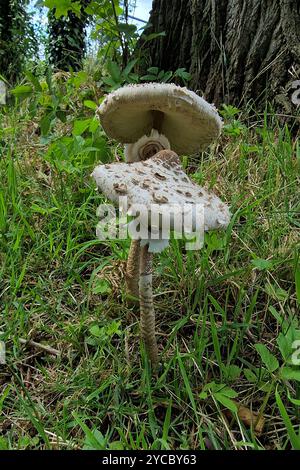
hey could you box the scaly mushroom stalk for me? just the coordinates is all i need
[125,239,141,304]
[139,244,158,367]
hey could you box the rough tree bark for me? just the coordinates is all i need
[143,0,300,113]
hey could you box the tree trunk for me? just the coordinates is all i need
[143,0,300,114]
[0,0,34,82]
[47,0,90,72]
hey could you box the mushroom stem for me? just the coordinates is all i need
[125,240,141,304]
[139,244,159,367]
[152,110,164,133]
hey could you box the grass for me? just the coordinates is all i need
[0,86,300,450]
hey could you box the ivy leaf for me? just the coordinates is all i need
[44,0,82,18]
[255,343,279,373]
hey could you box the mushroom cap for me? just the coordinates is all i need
[97,83,223,155]
[92,150,230,241]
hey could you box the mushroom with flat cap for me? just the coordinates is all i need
[97,82,223,159]
[97,83,223,303]
[92,150,230,367]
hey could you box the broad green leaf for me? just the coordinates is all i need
[255,343,279,373]
[73,119,91,136]
[40,112,55,136]
[147,67,159,76]
[26,71,42,92]
[269,306,282,324]
[84,100,98,110]
[222,365,241,381]
[280,367,300,382]
[143,31,166,42]
[109,441,124,450]
[102,76,120,88]
[89,118,100,133]
[161,71,174,83]
[73,412,106,450]
[174,68,192,81]
[244,368,258,383]
[222,388,238,399]
[140,75,159,81]
[117,23,137,36]
[72,70,88,88]
[214,393,238,413]
[287,390,300,406]
[107,61,122,83]
[251,258,274,271]
[44,0,82,18]
[92,279,111,295]
[265,283,289,301]
[11,85,33,97]
[123,59,138,77]
[0,437,8,450]
[277,333,291,362]
[89,325,104,338]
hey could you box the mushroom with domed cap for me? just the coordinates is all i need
[97,82,223,161]
[92,149,230,367]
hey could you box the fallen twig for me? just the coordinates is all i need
[18,338,60,357]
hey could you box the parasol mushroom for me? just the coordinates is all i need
[92,150,230,367]
[97,83,223,302]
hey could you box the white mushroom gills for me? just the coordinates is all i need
[97,83,223,155]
